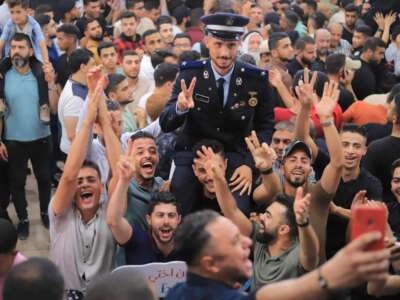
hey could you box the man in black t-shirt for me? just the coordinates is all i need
[365,94,400,202]
[342,3,359,45]
[352,37,385,100]
[287,36,316,77]
[75,0,108,39]
[326,124,382,259]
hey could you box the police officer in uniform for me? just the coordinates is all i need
[159,12,275,215]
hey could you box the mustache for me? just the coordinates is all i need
[217,56,231,60]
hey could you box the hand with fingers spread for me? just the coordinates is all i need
[177,77,197,112]
[384,11,397,30]
[229,165,253,196]
[295,68,318,108]
[314,80,340,119]
[374,12,385,30]
[321,232,390,290]
[245,130,277,172]
[196,146,227,183]
[294,187,311,226]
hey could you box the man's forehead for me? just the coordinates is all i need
[273,129,293,138]
[132,137,156,148]
[152,203,178,213]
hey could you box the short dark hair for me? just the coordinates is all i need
[154,62,179,87]
[269,32,290,51]
[309,12,327,29]
[83,17,100,32]
[35,14,51,28]
[105,73,126,96]
[85,272,155,300]
[144,0,159,11]
[151,50,177,68]
[3,258,64,300]
[130,131,155,143]
[0,219,17,254]
[84,0,100,5]
[97,41,116,56]
[119,10,136,21]
[148,192,180,215]
[121,49,139,61]
[362,37,386,53]
[345,3,359,14]
[10,33,32,48]
[81,160,102,179]
[326,53,346,74]
[274,193,298,241]
[355,24,372,37]
[34,4,53,18]
[156,15,173,30]
[340,123,367,139]
[174,210,220,266]
[6,0,29,8]
[193,139,225,159]
[388,83,400,103]
[142,29,159,44]
[391,158,400,177]
[239,53,257,65]
[56,23,80,39]
[283,11,299,27]
[178,50,200,64]
[294,35,315,50]
[293,70,328,98]
[68,48,93,74]
[173,32,192,44]
[305,0,317,10]
[172,5,190,25]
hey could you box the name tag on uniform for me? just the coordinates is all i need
[194,93,210,103]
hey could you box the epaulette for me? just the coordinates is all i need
[237,62,268,80]
[179,60,207,71]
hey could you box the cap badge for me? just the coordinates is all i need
[226,17,234,26]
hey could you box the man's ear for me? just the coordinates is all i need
[145,214,151,226]
[199,255,220,274]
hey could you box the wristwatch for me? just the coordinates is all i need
[318,267,330,291]
[320,119,334,127]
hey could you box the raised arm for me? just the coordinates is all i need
[106,150,134,245]
[294,69,319,160]
[315,81,344,195]
[256,232,390,300]
[247,131,282,205]
[269,68,296,109]
[294,187,319,271]
[52,73,104,215]
[199,146,253,237]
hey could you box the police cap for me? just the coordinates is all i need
[201,12,249,41]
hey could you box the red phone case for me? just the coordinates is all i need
[351,205,387,251]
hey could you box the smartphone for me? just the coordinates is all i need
[351,205,387,251]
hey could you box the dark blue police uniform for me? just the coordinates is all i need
[159,13,275,215]
[165,272,257,300]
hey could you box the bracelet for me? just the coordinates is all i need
[260,167,273,175]
[296,218,309,227]
[320,119,334,127]
[318,267,330,291]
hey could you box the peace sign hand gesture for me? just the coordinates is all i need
[295,68,318,108]
[314,80,340,119]
[177,77,197,112]
[245,130,277,172]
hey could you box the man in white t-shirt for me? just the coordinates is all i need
[58,48,95,155]
[139,29,164,82]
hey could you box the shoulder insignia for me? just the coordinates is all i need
[237,61,268,80]
[179,60,207,71]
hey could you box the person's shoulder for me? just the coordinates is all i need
[368,135,393,148]
[359,168,381,183]
[236,60,268,80]
[179,59,207,72]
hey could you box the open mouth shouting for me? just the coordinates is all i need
[140,160,155,176]
[158,227,173,240]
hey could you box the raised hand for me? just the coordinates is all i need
[384,11,397,29]
[177,77,196,112]
[87,65,104,93]
[314,80,340,119]
[230,165,253,196]
[86,76,106,124]
[245,130,277,172]
[294,187,311,225]
[117,154,136,182]
[268,68,283,88]
[196,146,226,182]
[374,12,385,30]
[295,68,318,108]
[351,190,368,209]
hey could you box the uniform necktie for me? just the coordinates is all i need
[217,78,225,109]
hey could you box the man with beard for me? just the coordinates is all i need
[166,210,391,300]
[255,76,344,263]
[105,73,137,133]
[351,37,386,101]
[122,50,153,116]
[159,12,275,216]
[113,11,143,63]
[311,29,331,73]
[387,159,400,240]
[97,42,120,75]
[84,18,104,65]
[140,29,165,83]
[0,33,58,238]
[108,157,181,265]
[76,0,107,39]
[287,36,316,77]
[196,145,319,289]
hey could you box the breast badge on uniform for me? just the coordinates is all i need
[248,92,258,107]
[203,70,209,79]
[236,77,242,86]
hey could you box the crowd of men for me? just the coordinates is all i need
[1,0,400,299]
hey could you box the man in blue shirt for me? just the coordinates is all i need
[0,33,52,239]
[166,209,391,300]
